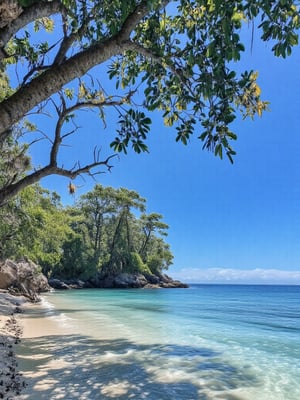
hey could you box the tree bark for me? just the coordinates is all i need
[0,36,122,136]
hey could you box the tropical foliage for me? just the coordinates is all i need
[0,183,173,279]
[0,0,299,204]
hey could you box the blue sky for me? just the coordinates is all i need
[27,26,300,284]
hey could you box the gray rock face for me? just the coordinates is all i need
[95,272,188,289]
[48,278,70,290]
[0,259,50,300]
[48,272,188,290]
[113,273,148,288]
[0,260,17,289]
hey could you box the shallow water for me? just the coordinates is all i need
[17,285,300,399]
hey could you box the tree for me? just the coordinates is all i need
[147,239,173,274]
[79,184,118,263]
[139,213,169,262]
[56,184,172,278]
[104,187,146,275]
[0,183,72,275]
[0,0,299,205]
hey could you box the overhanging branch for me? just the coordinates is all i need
[0,153,118,207]
[0,87,133,206]
[0,0,171,138]
[0,0,64,61]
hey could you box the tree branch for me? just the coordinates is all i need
[53,12,95,66]
[124,40,182,79]
[120,0,171,38]
[0,1,64,61]
[0,87,133,205]
[0,153,117,207]
[0,0,171,138]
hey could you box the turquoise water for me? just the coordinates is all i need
[18,285,300,399]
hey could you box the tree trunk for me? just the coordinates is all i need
[93,213,103,261]
[139,230,151,262]
[0,36,122,137]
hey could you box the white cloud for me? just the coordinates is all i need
[172,267,300,284]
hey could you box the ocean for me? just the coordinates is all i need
[17,285,300,400]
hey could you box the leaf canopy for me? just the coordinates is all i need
[0,0,299,203]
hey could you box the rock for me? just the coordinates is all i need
[48,278,70,290]
[113,273,148,288]
[64,279,86,289]
[17,260,50,293]
[143,283,160,289]
[0,260,18,289]
[143,273,160,284]
[101,275,116,288]
[93,271,188,289]
[48,278,93,290]
[0,259,50,300]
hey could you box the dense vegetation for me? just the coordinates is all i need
[0,182,173,280]
[1,1,300,205]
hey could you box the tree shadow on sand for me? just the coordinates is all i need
[16,334,261,400]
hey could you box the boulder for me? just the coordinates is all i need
[114,273,148,288]
[48,270,189,290]
[0,260,18,289]
[48,278,70,290]
[49,278,93,289]
[17,260,50,293]
[143,273,160,284]
[0,259,51,300]
[85,271,188,289]
[64,279,88,289]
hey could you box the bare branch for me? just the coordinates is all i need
[21,39,62,85]
[61,127,78,140]
[0,85,130,206]
[0,153,118,207]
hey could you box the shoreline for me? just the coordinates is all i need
[1,287,299,400]
[0,290,27,399]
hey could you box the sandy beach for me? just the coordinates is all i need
[0,291,27,399]
[12,297,145,400]
[1,287,299,400]
[0,293,81,400]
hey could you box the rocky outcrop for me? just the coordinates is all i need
[110,273,149,288]
[48,278,71,290]
[48,278,90,290]
[0,259,50,300]
[49,272,188,290]
[0,259,188,292]
[96,272,188,289]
